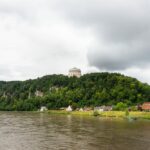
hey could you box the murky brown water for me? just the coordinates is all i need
[0,112,150,150]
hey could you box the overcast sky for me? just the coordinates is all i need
[0,0,150,83]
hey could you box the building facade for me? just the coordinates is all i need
[141,102,150,111]
[68,67,81,78]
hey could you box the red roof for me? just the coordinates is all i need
[142,102,150,110]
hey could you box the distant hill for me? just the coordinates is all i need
[0,72,149,111]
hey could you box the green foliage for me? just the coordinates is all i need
[125,109,129,116]
[130,106,138,111]
[0,73,149,111]
[113,102,128,111]
[93,111,99,116]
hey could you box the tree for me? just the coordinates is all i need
[114,102,128,111]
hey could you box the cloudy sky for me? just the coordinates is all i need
[0,0,150,83]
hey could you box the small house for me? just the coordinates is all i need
[79,108,84,112]
[142,102,150,111]
[40,106,48,112]
[94,106,105,112]
[94,106,112,112]
[66,105,72,112]
[60,107,65,110]
[105,106,113,111]
[83,107,93,111]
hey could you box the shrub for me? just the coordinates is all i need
[93,111,99,116]
[114,102,128,111]
[130,106,138,111]
[125,109,129,116]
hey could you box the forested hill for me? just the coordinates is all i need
[0,72,150,111]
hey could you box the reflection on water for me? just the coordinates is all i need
[0,112,150,150]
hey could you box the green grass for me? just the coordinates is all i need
[98,111,125,118]
[98,111,150,120]
[47,110,150,120]
[129,112,150,119]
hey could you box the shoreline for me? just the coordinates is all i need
[47,110,150,120]
[1,110,150,120]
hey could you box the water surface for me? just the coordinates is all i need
[0,112,150,150]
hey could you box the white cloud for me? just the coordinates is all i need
[0,0,94,80]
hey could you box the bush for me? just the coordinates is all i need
[93,111,99,116]
[130,106,138,111]
[114,102,128,111]
[125,109,129,116]
[72,102,78,110]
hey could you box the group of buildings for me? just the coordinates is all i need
[65,105,112,112]
[40,103,150,112]
[65,103,150,112]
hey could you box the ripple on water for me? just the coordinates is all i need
[0,112,150,150]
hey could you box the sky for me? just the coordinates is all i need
[0,0,150,83]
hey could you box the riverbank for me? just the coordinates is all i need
[47,110,150,120]
[98,111,150,120]
[48,110,93,116]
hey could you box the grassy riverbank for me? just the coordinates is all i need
[97,111,150,119]
[47,110,150,120]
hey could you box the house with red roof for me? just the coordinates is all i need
[142,102,150,111]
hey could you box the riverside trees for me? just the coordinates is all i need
[0,73,149,111]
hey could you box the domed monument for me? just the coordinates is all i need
[68,67,81,78]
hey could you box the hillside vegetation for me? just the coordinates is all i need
[0,72,149,111]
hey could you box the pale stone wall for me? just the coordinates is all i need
[35,90,43,97]
[68,68,81,78]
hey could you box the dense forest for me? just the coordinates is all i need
[0,72,149,111]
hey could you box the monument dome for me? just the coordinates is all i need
[68,67,81,78]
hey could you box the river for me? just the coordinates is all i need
[0,112,150,150]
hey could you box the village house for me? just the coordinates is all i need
[83,107,93,111]
[94,106,112,112]
[141,102,150,111]
[79,108,84,112]
[60,107,66,110]
[40,106,48,112]
[94,106,105,112]
[66,105,72,112]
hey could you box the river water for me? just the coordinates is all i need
[0,112,150,150]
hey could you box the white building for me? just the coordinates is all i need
[94,106,112,112]
[40,106,48,112]
[66,105,73,112]
[68,67,81,78]
[79,108,84,112]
